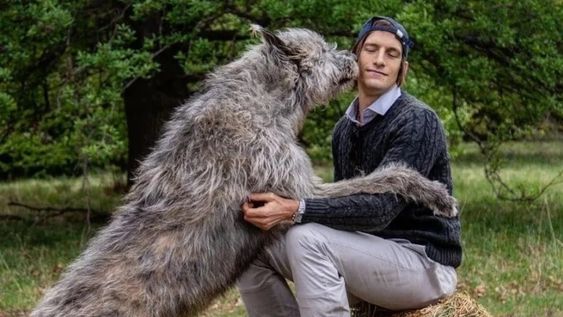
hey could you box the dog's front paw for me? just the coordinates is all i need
[432,196,459,218]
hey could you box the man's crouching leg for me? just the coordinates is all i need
[237,236,300,317]
[239,223,457,317]
[286,223,457,317]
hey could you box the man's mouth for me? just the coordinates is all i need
[366,69,387,77]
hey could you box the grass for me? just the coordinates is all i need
[451,141,562,317]
[0,141,561,317]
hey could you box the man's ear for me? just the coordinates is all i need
[250,24,293,57]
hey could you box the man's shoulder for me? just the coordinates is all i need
[399,93,436,115]
[334,114,353,130]
[380,93,445,137]
[393,92,442,123]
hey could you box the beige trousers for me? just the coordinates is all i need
[237,223,457,317]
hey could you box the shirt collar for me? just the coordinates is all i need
[345,85,402,126]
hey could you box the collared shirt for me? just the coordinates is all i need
[345,85,402,126]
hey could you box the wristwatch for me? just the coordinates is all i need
[291,199,305,224]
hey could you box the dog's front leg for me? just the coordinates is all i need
[312,164,458,217]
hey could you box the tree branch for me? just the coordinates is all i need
[0,214,25,221]
[6,201,111,223]
[8,201,105,216]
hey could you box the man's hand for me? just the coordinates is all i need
[241,193,299,231]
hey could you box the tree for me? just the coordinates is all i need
[0,0,362,180]
[1,0,561,199]
[399,0,563,199]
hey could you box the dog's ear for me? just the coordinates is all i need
[250,24,293,58]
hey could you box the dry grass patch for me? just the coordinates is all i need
[381,292,492,317]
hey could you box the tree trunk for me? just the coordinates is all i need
[123,47,190,184]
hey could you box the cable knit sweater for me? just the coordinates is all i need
[302,93,462,268]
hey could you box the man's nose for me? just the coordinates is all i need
[373,50,385,66]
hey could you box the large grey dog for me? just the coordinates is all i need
[32,26,457,317]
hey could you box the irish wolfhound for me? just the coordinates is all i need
[31,25,457,317]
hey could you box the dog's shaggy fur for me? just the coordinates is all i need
[31,26,457,317]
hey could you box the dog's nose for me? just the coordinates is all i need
[341,50,357,61]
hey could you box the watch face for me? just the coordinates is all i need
[293,213,303,223]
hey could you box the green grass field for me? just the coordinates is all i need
[0,141,561,317]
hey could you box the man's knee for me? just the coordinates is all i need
[286,223,330,256]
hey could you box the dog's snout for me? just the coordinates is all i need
[339,50,357,61]
[340,51,358,77]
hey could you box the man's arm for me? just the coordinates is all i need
[242,109,447,231]
[241,193,298,230]
[301,109,447,231]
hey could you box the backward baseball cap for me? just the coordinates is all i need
[353,16,414,59]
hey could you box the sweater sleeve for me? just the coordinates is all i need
[301,109,446,232]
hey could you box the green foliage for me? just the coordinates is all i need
[0,0,561,184]
[0,1,135,178]
[401,0,561,138]
[301,92,353,163]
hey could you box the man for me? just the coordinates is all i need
[238,16,461,317]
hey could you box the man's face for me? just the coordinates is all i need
[357,31,404,98]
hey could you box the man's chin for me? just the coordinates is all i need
[361,81,392,94]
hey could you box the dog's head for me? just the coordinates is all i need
[251,25,358,112]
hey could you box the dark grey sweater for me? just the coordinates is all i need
[302,93,462,268]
